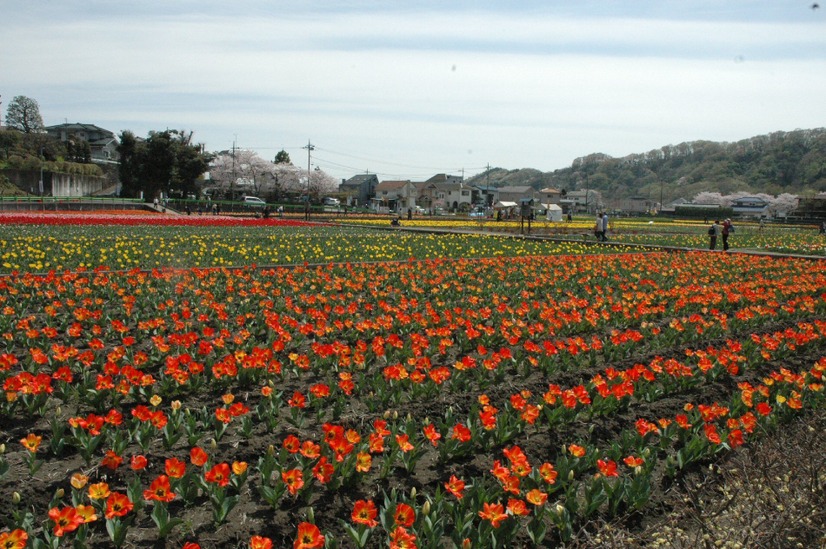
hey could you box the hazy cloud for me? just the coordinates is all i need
[2,1,825,179]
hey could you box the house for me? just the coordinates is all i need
[731,196,769,218]
[373,180,417,212]
[560,189,602,213]
[611,196,657,214]
[470,184,499,207]
[339,173,378,206]
[497,185,535,204]
[44,123,119,164]
[537,187,562,205]
[431,182,472,211]
[414,180,440,211]
[426,174,464,186]
[410,174,469,211]
[790,193,823,219]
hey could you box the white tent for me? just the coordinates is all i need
[495,201,517,209]
[542,203,563,222]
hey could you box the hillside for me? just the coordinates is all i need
[466,128,826,200]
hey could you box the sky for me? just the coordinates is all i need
[3,1,825,182]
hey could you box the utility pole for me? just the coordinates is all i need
[486,163,490,205]
[659,179,664,215]
[231,136,237,201]
[39,147,44,203]
[304,140,314,220]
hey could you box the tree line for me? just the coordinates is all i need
[467,129,826,201]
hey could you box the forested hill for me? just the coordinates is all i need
[466,128,826,200]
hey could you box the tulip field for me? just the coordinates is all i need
[334,216,826,257]
[1,212,826,548]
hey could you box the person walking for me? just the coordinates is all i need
[601,212,609,241]
[722,218,732,251]
[709,220,721,250]
[594,213,604,241]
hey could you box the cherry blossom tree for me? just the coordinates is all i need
[208,149,339,201]
[692,191,800,217]
[767,193,799,216]
[692,192,724,205]
[209,149,272,199]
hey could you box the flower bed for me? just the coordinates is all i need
[0,224,621,273]
[1,219,825,547]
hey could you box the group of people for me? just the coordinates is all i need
[260,205,284,219]
[708,218,734,251]
[594,212,610,241]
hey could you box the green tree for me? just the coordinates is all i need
[116,130,142,197]
[5,96,44,133]
[274,149,291,164]
[66,137,91,163]
[116,129,211,199]
[0,129,22,160]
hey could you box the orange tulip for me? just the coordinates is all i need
[351,499,379,528]
[293,521,324,549]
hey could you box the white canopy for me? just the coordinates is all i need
[542,203,563,221]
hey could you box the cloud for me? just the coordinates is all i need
[3,1,825,179]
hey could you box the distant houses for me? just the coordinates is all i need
[339,174,378,206]
[44,123,119,164]
[560,189,603,214]
[334,172,808,221]
[731,196,769,217]
[341,172,554,213]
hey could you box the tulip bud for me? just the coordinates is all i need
[56,407,62,417]
[393,411,398,420]
[55,488,65,499]
[267,445,275,456]
[71,472,89,489]
[555,503,566,516]
[410,487,417,500]
[307,506,315,524]
[0,443,5,455]
[568,470,575,481]
[210,438,218,450]
[383,410,390,419]
[12,492,21,505]
[422,500,431,516]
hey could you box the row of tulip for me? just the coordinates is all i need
[4,348,823,548]
[0,222,620,273]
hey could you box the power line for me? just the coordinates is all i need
[315,145,482,173]
[219,139,492,179]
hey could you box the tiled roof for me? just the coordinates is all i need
[376,180,411,191]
